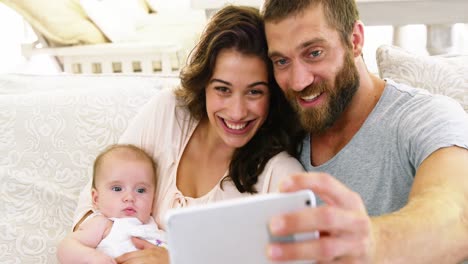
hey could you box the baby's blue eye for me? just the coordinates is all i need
[137,188,146,194]
[112,186,122,192]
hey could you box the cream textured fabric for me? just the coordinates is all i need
[376,45,468,112]
[79,0,150,43]
[129,12,206,56]
[1,0,107,45]
[78,0,205,53]
[0,74,179,263]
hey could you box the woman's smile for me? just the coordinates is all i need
[218,116,256,135]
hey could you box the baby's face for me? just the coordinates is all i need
[92,157,155,224]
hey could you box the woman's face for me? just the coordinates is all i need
[205,49,270,149]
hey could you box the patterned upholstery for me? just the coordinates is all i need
[377,44,468,112]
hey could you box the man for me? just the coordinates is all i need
[262,0,468,263]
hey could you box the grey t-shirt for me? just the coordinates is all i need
[300,79,468,216]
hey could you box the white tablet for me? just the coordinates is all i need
[165,190,318,264]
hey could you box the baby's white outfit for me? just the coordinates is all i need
[91,212,166,258]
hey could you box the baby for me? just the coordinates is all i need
[57,144,165,263]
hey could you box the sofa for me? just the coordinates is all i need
[0,45,467,263]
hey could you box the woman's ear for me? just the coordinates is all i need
[91,188,99,209]
[351,20,365,57]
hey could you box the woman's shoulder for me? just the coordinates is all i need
[139,87,191,123]
[267,151,303,168]
[156,87,192,118]
[257,151,305,193]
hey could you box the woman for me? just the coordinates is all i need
[72,5,304,263]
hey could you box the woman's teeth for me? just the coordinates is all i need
[225,120,248,130]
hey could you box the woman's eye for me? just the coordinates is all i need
[111,186,122,192]
[136,188,146,194]
[214,86,229,93]
[249,89,264,95]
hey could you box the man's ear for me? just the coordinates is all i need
[91,188,99,208]
[351,20,365,57]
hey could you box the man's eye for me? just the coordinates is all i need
[112,186,122,192]
[309,50,322,58]
[137,188,146,194]
[275,58,288,66]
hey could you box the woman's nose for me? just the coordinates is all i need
[227,96,248,121]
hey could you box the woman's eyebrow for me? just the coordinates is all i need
[209,79,268,88]
[209,79,231,85]
[248,81,269,88]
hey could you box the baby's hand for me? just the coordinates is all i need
[88,251,117,264]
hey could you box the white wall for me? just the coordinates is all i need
[0,4,58,74]
[0,4,26,73]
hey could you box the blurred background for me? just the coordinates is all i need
[1,0,467,75]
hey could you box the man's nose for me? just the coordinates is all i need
[290,62,314,92]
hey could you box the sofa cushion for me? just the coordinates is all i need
[0,74,178,263]
[79,0,150,43]
[77,0,205,54]
[376,44,468,112]
[1,0,108,45]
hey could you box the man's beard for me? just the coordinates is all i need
[285,51,360,134]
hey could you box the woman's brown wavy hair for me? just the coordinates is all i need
[176,5,302,193]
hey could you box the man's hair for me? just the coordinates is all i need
[176,5,302,193]
[92,144,157,189]
[262,0,360,46]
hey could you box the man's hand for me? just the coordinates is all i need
[267,172,374,263]
[115,237,169,264]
